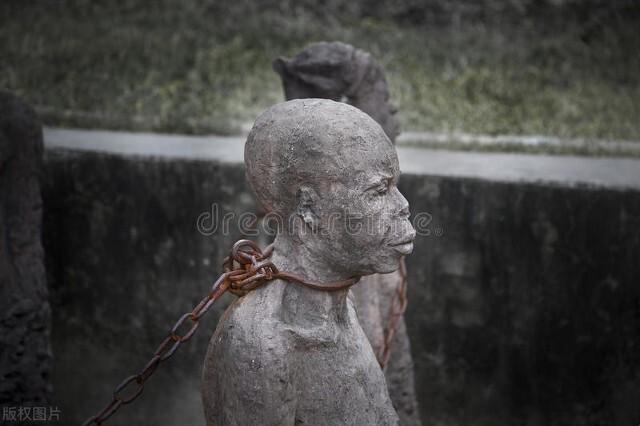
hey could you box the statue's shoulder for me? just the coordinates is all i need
[209,283,289,357]
[202,285,296,425]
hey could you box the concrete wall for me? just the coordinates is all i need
[43,149,254,425]
[42,130,640,426]
[402,175,640,426]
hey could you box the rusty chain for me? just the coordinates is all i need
[82,240,357,426]
[377,257,409,369]
[82,239,408,425]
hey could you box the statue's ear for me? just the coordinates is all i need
[296,186,320,232]
[272,57,289,76]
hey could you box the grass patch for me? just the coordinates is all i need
[1,1,639,141]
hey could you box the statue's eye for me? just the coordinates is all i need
[367,178,392,196]
[376,185,388,195]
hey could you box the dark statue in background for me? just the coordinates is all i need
[0,92,52,406]
[273,41,400,141]
[274,41,421,425]
[202,99,415,425]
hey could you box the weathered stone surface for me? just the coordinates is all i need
[40,129,640,426]
[203,99,414,425]
[275,42,421,426]
[0,91,52,407]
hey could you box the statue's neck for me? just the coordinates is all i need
[269,235,351,326]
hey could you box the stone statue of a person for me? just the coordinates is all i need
[0,91,52,406]
[202,99,415,425]
[274,42,421,425]
[273,41,399,141]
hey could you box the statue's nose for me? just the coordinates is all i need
[398,203,410,218]
[393,188,410,218]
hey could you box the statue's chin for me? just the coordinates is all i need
[365,261,400,276]
[380,266,400,275]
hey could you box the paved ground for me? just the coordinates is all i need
[44,127,640,190]
[397,131,640,157]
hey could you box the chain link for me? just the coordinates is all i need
[377,257,409,369]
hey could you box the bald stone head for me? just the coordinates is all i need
[245,99,415,275]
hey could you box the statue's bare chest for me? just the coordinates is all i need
[286,308,398,425]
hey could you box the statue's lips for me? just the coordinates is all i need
[389,238,414,255]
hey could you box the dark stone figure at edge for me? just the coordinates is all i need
[202,99,416,425]
[0,92,52,409]
[273,41,421,426]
